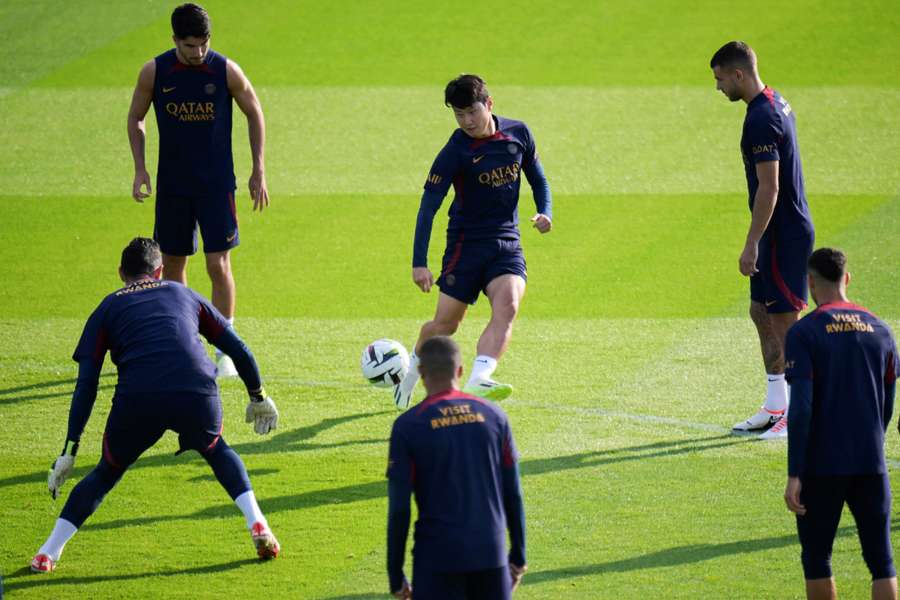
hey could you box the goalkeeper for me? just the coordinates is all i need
[31,237,280,573]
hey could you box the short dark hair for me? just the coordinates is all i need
[709,41,757,71]
[172,3,210,39]
[444,74,490,109]
[808,247,847,283]
[418,336,462,381]
[120,237,162,278]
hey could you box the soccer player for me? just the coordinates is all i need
[784,248,898,600]
[710,41,815,439]
[30,238,281,573]
[127,3,269,378]
[386,336,527,599]
[393,74,552,409]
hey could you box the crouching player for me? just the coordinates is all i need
[31,238,281,573]
[386,336,527,598]
[784,248,898,599]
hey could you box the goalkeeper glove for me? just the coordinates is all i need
[48,440,79,499]
[246,388,279,435]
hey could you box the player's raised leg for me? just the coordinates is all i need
[206,250,238,377]
[463,273,525,401]
[394,293,467,409]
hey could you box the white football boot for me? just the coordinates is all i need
[758,415,788,440]
[393,383,412,410]
[732,407,782,432]
[216,351,239,378]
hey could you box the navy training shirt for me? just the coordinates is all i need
[785,301,899,476]
[73,280,229,397]
[386,390,519,572]
[152,48,236,196]
[741,87,813,240]
[424,115,544,244]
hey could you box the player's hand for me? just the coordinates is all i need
[245,389,278,435]
[249,170,269,211]
[510,563,528,592]
[48,440,79,500]
[391,578,412,599]
[739,241,759,276]
[531,213,552,234]
[412,267,434,293]
[784,476,806,515]
[132,169,152,202]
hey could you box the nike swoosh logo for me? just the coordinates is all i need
[226,233,237,242]
[162,86,176,93]
[473,156,484,164]
[765,300,777,307]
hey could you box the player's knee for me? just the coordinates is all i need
[801,550,833,580]
[205,256,232,282]
[749,302,768,325]
[426,317,461,336]
[862,546,896,580]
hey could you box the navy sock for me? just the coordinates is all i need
[202,438,251,500]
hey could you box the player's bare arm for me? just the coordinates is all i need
[740,160,779,276]
[127,60,156,202]
[227,59,269,211]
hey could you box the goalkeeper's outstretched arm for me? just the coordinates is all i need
[66,359,103,444]
[212,327,263,393]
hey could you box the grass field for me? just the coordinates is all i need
[1,1,899,598]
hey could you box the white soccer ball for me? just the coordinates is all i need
[361,339,410,388]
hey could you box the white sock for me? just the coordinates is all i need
[235,490,267,530]
[400,351,420,393]
[467,355,498,385]
[763,374,788,413]
[38,518,78,561]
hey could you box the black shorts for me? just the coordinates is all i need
[412,564,510,600]
[101,392,223,470]
[154,190,239,256]
[796,474,895,580]
[436,238,526,305]
[750,232,813,314]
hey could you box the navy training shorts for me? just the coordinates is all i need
[101,392,223,471]
[750,231,814,314]
[436,238,526,305]
[412,564,511,600]
[154,190,239,256]
[796,474,895,580]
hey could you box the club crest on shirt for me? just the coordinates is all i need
[507,143,518,154]
[445,274,456,286]
[204,83,217,95]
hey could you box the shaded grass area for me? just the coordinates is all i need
[9,1,900,88]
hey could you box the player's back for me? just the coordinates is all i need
[75,280,224,397]
[396,390,515,571]
[151,48,235,196]
[790,301,897,475]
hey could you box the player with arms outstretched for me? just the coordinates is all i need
[127,3,269,378]
[710,41,815,439]
[393,74,552,409]
[31,238,280,573]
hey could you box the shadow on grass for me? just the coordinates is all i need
[0,410,392,491]
[526,517,900,585]
[0,374,114,406]
[83,435,743,532]
[1,557,259,592]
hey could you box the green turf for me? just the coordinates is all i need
[1,1,899,598]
